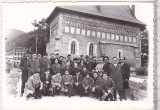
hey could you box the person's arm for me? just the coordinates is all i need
[19,58,24,71]
[27,60,34,74]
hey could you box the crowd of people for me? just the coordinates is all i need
[19,51,130,101]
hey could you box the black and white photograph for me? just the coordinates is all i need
[2,2,154,110]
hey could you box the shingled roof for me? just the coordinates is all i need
[46,5,146,27]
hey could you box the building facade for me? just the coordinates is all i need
[46,6,146,68]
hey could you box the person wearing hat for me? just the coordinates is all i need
[120,57,130,100]
[40,69,52,96]
[61,70,73,97]
[102,56,111,76]
[82,73,94,96]
[72,70,84,96]
[50,72,62,96]
[27,53,40,78]
[25,72,43,99]
[100,73,115,101]
[39,53,49,76]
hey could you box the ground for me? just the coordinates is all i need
[2,68,148,110]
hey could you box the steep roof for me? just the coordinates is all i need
[46,5,146,28]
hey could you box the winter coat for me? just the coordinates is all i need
[61,74,73,87]
[72,74,83,84]
[52,63,62,75]
[82,77,94,88]
[40,73,52,87]
[27,58,40,78]
[25,75,43,95]
[102,62,111,75]
[51,75,62,86]
[39,58,49,74]
[93,76,102,88]
[109,64,123,90]
[62,66,72,75]
[121,63,130,89]
[19,57,28,82]
[95,63,104,72]
[71,67,82,76]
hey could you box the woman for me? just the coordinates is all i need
[78,59,86,70]
[52,58,62,75]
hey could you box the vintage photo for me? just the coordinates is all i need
[2,2,154,110]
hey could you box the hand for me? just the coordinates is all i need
[40,86,43,90]
[85,87,88,90]
[65,82,69,85]
[105,92,108,96]
[75,83,79,86]
[108,90,112,94]
[92,88,95,92]
[46,81,49,84]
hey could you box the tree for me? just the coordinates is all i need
[28,18,50,55]
[141,29,149,67]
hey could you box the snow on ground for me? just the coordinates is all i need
[129,77,146,83]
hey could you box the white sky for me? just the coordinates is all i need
[2,2,153,36]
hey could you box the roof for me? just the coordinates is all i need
[46,5,146,28]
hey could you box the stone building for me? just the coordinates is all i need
[46,5,146,68]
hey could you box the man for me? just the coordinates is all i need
[25,72,43,99]
[101,73,115,101]
[82,73,94,96]
[72,70,84,96]
[109,57,123,101]
[51,72,62,96]
[37,54,42,60]
[62,61,72,76]
[49,53,55,75]
[27,53,40,78]
[95,57,104,72]
[91,72,103,100]
[61,70,73,97]
[67,54,73,67]
[39,53,49,76]
[19,52,30,97]
[6,60,12,73]
[102,56,111,75]
[91,56,97,71]
[71,62,81,76]
[120,57,130,100]
[40,70,52,96]
[85,55,92,72]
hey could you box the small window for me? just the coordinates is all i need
[92,31,96,37]
[129,36,132,42]
[65,26,69,33]
[124,36,128,42]
[111,34,115,40]
[97,32,101,38]
[107,33,110,39]
[102,32,105,39]
[71,41,76,54]
[89,43,94,56]
[82,29,86,35]
[87,30,91,36]
[76,28,80,35]
[116,34,120,40]
[71,27,75,34]
[120,35,124,41]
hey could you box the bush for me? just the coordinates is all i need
[135,67,148,76]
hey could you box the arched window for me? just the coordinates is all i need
[124,36,128,42]
[116,34,120,40]
[87,30,91,36]
[71,41,76,54]
[97,32,101,38]
[65,26,69,33]
[120,35,124,41]
[92,31,96,37]
[71,27,75,34]
[111,33,115,40]
[89,43,94,56]
[129,36,132,42]
[102,32,105,39]
[76,28,80,35]
[133,37,136,43]
[107,33,110,39]
[82,29,86,35]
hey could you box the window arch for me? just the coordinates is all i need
[65,26,69,33]
[76,28,80,35]
[71,41,76,54]
[89,43,94,56]
[71,27,75,34]
[107,33,111,39]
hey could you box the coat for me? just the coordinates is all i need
[39,58,49,74]
[72,74,83,84]
[100,77,115,94]
[102,62,111,75]
[109,64,123,90]
[25,75,43,96]
[51,75,62,86]
[61,74,73,87]
[85,60,92,72]
[82,77,94,88]
[121,63,130,89]
[93,76,102,88]
[71,67,81,76]
[62,66,72,75]
[52,64,62,75]
[27,58,40,78]
[40,73,52,87]
[19,57,28,82]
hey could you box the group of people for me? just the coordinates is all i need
[19,51,130,101]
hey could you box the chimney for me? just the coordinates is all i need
[131,5,135,17]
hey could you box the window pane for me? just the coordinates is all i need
[129,36,132,42]
[97,32,101,38]
[124,36,128,41]
[102,32,105,39]
[71,27,75,34]
[116,34,119,40]
[87,30,91,36]
[82,29,86,35]
[107,33,110,39]
[111,34,115,40]
[76,28,80,35]
[133,37,136,43]
[65,26,69,33]
[92,31,96,37]
[120,35,124,41]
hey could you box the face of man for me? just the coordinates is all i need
[76,72,80,76]
[98,72,103,77]
[50,54,55,59]
[113,57,118,64]
[103,74,107,79]
[34,73,40,79]
[99,58,103,63]
[65,71,69,75]
[86,74,90,78]
[55,59,59,64]
[74,63,78,68]
[32,54,37,59]
[104,58,109,63]
[66,61,70,67]
[93,73,98,78]
[45,71,49,75]
[67,56,71,60]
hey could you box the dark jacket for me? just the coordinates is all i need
[40,73,52,87]
[19,57,28,82]
[102,62,111,75]
[39,58,49,74]
[52,63,62,75]
[93,76,102,88]
[72,74,83,84]
[121,63,130,89]
[62,66,72,75]
[71,67,81,76]
[82,77,94,88]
